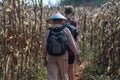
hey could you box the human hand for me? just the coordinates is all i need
[42,57,48,67]
[75,54,81,65]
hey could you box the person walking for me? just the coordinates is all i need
[42,12,81,80]
[64,6,81,80]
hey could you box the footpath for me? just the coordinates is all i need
[74,61,88,80]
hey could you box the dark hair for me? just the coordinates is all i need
[64,6,74,15]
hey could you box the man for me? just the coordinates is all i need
[42,12,81,80]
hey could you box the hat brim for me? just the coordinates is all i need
[46,12,68,24]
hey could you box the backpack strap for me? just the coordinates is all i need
[47,27,53,31]
[48,26,65,31]
[47,26,66,38]
[47,27,53,41]
[69,19,77,27]
[62,23,78,40]
[59,25,66,30]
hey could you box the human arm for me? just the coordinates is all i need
[64,28,81,65]
[42,30,50,66]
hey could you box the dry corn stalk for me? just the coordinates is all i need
[0,0,120,79]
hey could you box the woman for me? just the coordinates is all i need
[64,6,81,80]
[42,12,81,80]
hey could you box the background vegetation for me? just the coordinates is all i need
[60,0,107,6]
[0,0,120,80]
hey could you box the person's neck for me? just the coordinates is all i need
[66,14,72,19]
[66,16,71,19]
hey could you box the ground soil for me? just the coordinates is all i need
[74,61,88,80]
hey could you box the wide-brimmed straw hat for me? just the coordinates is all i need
[46,12,68,24]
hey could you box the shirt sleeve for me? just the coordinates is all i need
[42,30,50,57]
[70,20,77,27]
[63,28,80,55]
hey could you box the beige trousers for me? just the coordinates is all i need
[47,53,68,80]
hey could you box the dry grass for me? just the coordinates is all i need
[0,0,119,80]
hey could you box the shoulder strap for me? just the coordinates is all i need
[47,26,66,33]
[47,27,53,30]
[53,26,66,32]
[60,26,66,30]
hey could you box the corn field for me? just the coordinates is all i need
[0,0,120,80]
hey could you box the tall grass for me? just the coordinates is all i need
[0,0,46,80]
[0,0,120,80]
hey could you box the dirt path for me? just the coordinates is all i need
[74,61,88,80]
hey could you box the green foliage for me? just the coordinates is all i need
[83,64,105,80]
[83,64,120,80]
[37,61,46,80]
[79,41,94,61]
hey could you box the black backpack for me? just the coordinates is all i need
[63,23,78,40]
[46,26,68,56]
